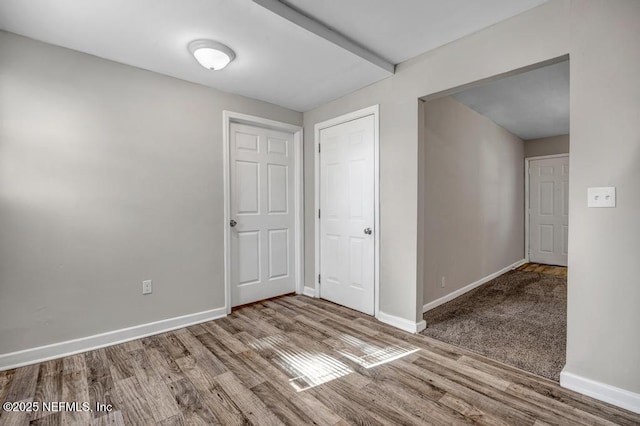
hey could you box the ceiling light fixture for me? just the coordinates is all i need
[188,40,235,71]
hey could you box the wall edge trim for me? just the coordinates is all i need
[423,259,526,313]
[377,311,426,334]
[560,370,640,414]
[302,286,316,298]
[0,307,227,371]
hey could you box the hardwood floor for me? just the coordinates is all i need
[516,262,567,277]
[1,295,638,425]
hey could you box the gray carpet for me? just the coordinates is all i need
[421,269,566,381]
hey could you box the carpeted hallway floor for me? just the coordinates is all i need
[421,267,566,381]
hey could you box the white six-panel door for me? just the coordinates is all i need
[319,115,375,315]
[529,156,569,266]
[230,123,296,306]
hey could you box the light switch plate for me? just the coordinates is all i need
[587,187,616,208]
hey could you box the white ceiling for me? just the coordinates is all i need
[284,0,548,64]
[452,60,569,140]
[0,0,548,112]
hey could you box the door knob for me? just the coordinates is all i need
[364,227,372,235]
[230,219,237,227]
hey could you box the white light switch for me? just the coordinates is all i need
[588,187,616,208]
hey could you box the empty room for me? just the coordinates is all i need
[1,1,639,425]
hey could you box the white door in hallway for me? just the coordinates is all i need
[319,115,375,315]
[529,156,569,266]
[230,123,296,306]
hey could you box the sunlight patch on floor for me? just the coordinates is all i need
[336,334,420,369]
[249,332,419,391]
[249,334,352,391]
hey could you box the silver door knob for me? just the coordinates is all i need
[364,227,372,235]
[230,219,237,227]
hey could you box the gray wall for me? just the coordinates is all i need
[423,96,524,305]
[565,0,640,394]
[0,32,302,354]
[525,134,570,157]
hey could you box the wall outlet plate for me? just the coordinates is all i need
[587,187,616,208]
[142,280,153,295]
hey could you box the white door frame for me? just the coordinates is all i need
[524,153,569,263]
[314,105,380,317]
[223,111,304,313]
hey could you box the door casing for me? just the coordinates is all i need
[223,111,304,313]
[314,105,380,317]
[525,153,570,264]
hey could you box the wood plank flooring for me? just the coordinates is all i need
[516,262,567,277]
[1,295,638,425]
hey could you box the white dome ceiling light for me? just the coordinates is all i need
[188,39,235,70]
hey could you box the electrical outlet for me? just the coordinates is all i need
[587,187,616,208]
[142,280,153,295]
[441,276,446,288]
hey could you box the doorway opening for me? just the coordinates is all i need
[419,58,570,381]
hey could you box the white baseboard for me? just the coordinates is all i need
[0,307,227,372]
[302,286,316,298]
[560,370,640,414]
[377,311,426,334]
[423,259,526,313]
